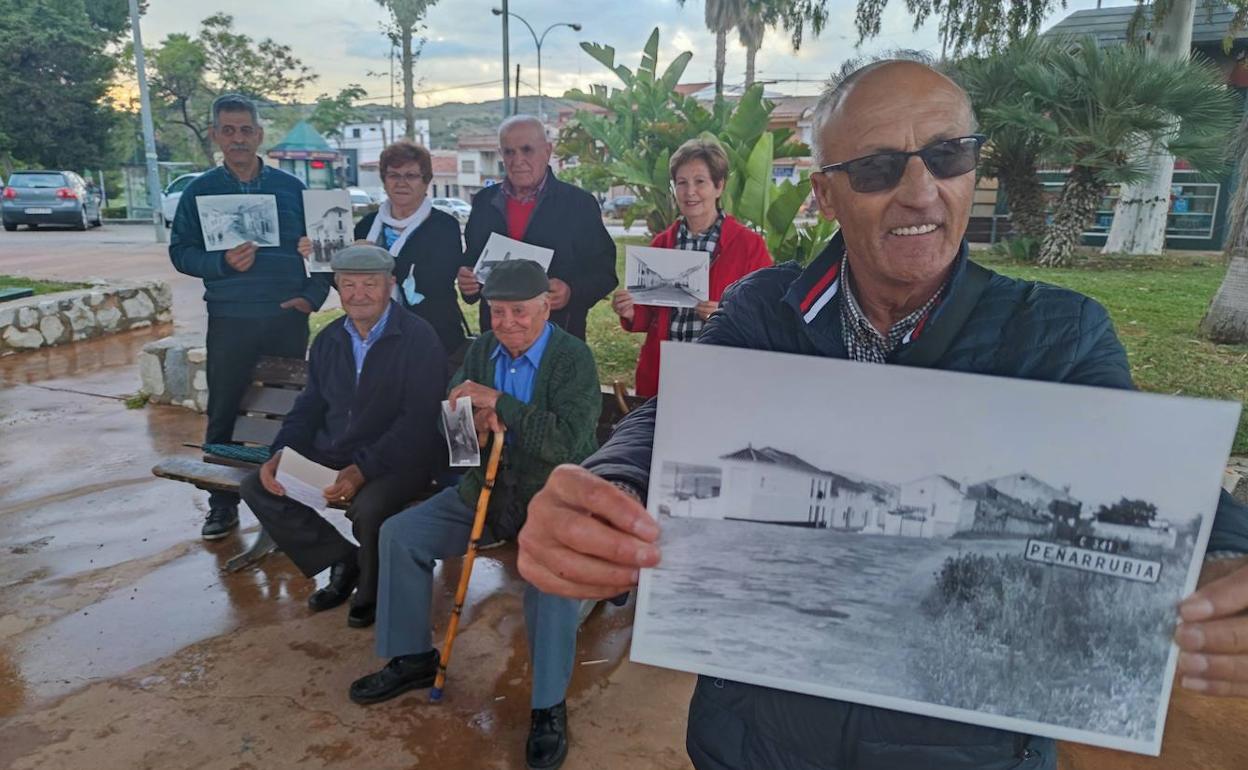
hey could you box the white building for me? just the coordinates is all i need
[976,472,1079,512]
[885,475,977,539]
[715,446,896,531]
[336,118,432,197]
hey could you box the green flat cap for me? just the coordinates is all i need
[481,258,549,301]
[331,243,395,273]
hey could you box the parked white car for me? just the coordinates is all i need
[347,187,377,214]
[160,172,203,227]
[431,197,471,224]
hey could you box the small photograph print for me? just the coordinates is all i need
[472,232,554,286]
[442,396,481,468]
[625,245,710,308]
[196,194,280,251]
[303,190,353,272]
[633,342,1241,756]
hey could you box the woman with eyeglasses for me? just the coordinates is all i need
[610,137,772,398]
[301,140,468,362]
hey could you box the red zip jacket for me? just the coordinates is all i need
[620,214,772,397]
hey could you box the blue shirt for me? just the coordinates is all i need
[492,322,554,406]
[344,303,394,381]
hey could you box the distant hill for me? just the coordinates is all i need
[359,95,575,149]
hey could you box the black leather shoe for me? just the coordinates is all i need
[307,561,359,612]
[347,602,375,628]
[201,506,239,540]
[349,650,439,705]
[526,700,569,770]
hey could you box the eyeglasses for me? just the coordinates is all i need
[385,172,428,185]
[819,135,986,194]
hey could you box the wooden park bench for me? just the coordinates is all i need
[152,355,645,571]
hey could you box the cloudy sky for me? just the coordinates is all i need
[141,0,1124,106]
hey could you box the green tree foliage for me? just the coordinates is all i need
[134,14,317,164]
[0,0,130,174]
[559,28,835,263]
[308,85,370,144]
[375,0,437,140]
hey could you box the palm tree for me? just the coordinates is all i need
[956,34,1057,246]
[1005,38,1235,266]
[739,1,830,88]
[738,8,765,88]
[674,0,746,100]
[1200,112,1248,343]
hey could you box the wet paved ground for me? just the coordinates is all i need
[2,225,1247,769]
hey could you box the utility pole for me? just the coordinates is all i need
[514,64,521,116]
[128,0,165,243]
[501,0,511,117]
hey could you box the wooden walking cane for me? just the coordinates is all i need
[430,428,505,702]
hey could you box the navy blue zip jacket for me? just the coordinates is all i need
[584,233,1248,770]
[168,160,331,317]
[271,301,447,480]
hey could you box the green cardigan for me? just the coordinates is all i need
[451,325,600,533]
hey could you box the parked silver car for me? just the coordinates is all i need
[2,170,103,231]
[431,196,471,224]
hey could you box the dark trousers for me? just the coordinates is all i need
[239,469,431,605]
[205,312,309,509]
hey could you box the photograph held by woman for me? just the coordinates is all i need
[612,137,772,398]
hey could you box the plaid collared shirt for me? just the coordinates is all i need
[669,212,724,342]
[501,168,550,204]
[839,252,947,363]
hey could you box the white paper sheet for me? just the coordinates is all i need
[472,232,554,285]
[195,193,280,251]
[442,396,481,468]
[303,190,353,272]
[624,245,710,308]
[276,447,338,513]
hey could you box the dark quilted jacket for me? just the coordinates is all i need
[584,235,1248,770]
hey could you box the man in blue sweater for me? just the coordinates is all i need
[169,93,331,540]
[240,244,447,628]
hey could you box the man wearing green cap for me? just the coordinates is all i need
[240,244,449,629]
[350,258,600,770]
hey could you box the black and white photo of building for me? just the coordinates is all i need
[625,245,709,308]
[634,343,1240,756]
[196,194,280,251]
[303,190,352,271]
[441,397,480,468]
[472,231,553,286]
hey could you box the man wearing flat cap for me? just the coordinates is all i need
[240,244,449,628]
[350,258,601,770]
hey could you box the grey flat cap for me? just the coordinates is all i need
[331,244,395,273]
[481,259,549,301]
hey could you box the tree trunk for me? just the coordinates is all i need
[1100,0,1194,256]
[745,42,758,88]
[1000,160,1047,243]
[401,23,415,140]
[1200,140,1248,342]
[714,29,726,100]
[1039,166,1105,267]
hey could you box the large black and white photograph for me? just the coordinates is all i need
[302,190,352,272]
[472,231,554,286]
[624,245,710,308]
[633,343,1241,756]
[442,396,480,468]
[196,194,280,251]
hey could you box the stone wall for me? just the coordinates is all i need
[0,281,172,356]
[139,334,208,412]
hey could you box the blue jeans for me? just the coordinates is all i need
[374,486,580,709]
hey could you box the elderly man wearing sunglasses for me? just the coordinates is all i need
[516,58,1248,770]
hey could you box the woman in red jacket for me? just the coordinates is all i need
[612,137,772,397]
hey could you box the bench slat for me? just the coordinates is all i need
[239,385,300,417]
[231,415,283,446]
[153,458,252,492]
[253,356,308,387]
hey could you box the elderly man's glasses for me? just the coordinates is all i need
[819,135,986,194]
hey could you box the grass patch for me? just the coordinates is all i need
[0,274,92,295]
[976,251,1248,454]
[309,308,345,338]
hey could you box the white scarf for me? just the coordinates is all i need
[366,196,433,257]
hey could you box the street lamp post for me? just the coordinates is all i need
[491,8,580,122]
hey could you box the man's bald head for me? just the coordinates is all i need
[811,60,975,167]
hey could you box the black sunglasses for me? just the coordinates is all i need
[819,134,986,193]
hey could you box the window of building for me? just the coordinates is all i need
[351,128,361,138]
[462,159,476,173]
